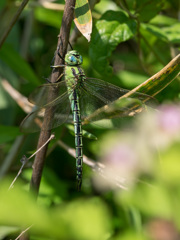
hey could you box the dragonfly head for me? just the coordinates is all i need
[65,50,83,66]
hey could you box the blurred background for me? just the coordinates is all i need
[0,0,180,239]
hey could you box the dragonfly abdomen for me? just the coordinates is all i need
[70,90,83,191]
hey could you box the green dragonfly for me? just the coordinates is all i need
[21,50,152,190]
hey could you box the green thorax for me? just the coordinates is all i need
[64,50,86,91]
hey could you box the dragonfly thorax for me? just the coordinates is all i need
[65,50,83,66]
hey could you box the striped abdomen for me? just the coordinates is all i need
[70,90,83,191]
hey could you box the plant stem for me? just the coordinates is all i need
[29,0,76,197]
[19,2,75,240]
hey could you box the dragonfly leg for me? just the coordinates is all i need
[56,37,64,61]
[55,73,64,82]
[51,41,63,65]
[56,37,73,59]
[50,52,56,65]
[57,50,64,61]
[49,38,64,70]
[68,41,73,50]
[45,72,64,83]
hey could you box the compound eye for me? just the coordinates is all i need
[80,56,83,62]
[69,55,76,63]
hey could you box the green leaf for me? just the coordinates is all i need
[0,180,111,239]
[127,53,180,97]
[74,0,92,41]
[0,125,21,143]
[140,23,169,64]
[162,23,180,44]
[141,23,168,43]
[113,231,146,240]
[150,15,178,26]
[117,70,148,88]
[135,0,164,22]
[157,143,180,185]
[0,44,39,85]
[120,183,172,218]
[90,10,137,76]
[34,7,63,28]
[22,168,67,206]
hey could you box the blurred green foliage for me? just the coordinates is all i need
[0,0,180,239]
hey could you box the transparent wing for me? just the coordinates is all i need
[21,81,73,132]
[79,78,152,121]
[28,80,68,107]
[21,76,153,132]
[79,85,109,119]
[84,78,151,102]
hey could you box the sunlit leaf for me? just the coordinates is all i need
[127,53,180,97]
[89,10,137,76]
[74,0,92,41]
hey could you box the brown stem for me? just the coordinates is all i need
[19,2,75,240]
[29,0,76,196]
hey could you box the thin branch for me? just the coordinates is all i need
[8,134,55,190]
[0,82,30,178]
[57,140,127,190]
[31,134,55,159]
[0,0,30,49]
[27,1,64,11]
[1,79,33,113]
[57,139,103,169]
[15,225,33,240]
[29,0,76,197]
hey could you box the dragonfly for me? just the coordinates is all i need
[21,50,152,191]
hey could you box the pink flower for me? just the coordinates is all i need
[157,105,180,134]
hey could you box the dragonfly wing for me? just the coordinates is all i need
[79,78,152,122]
[28,80,67,107]
[21,90,72,133]
[79,85,108,118]
[84,78,152,102]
